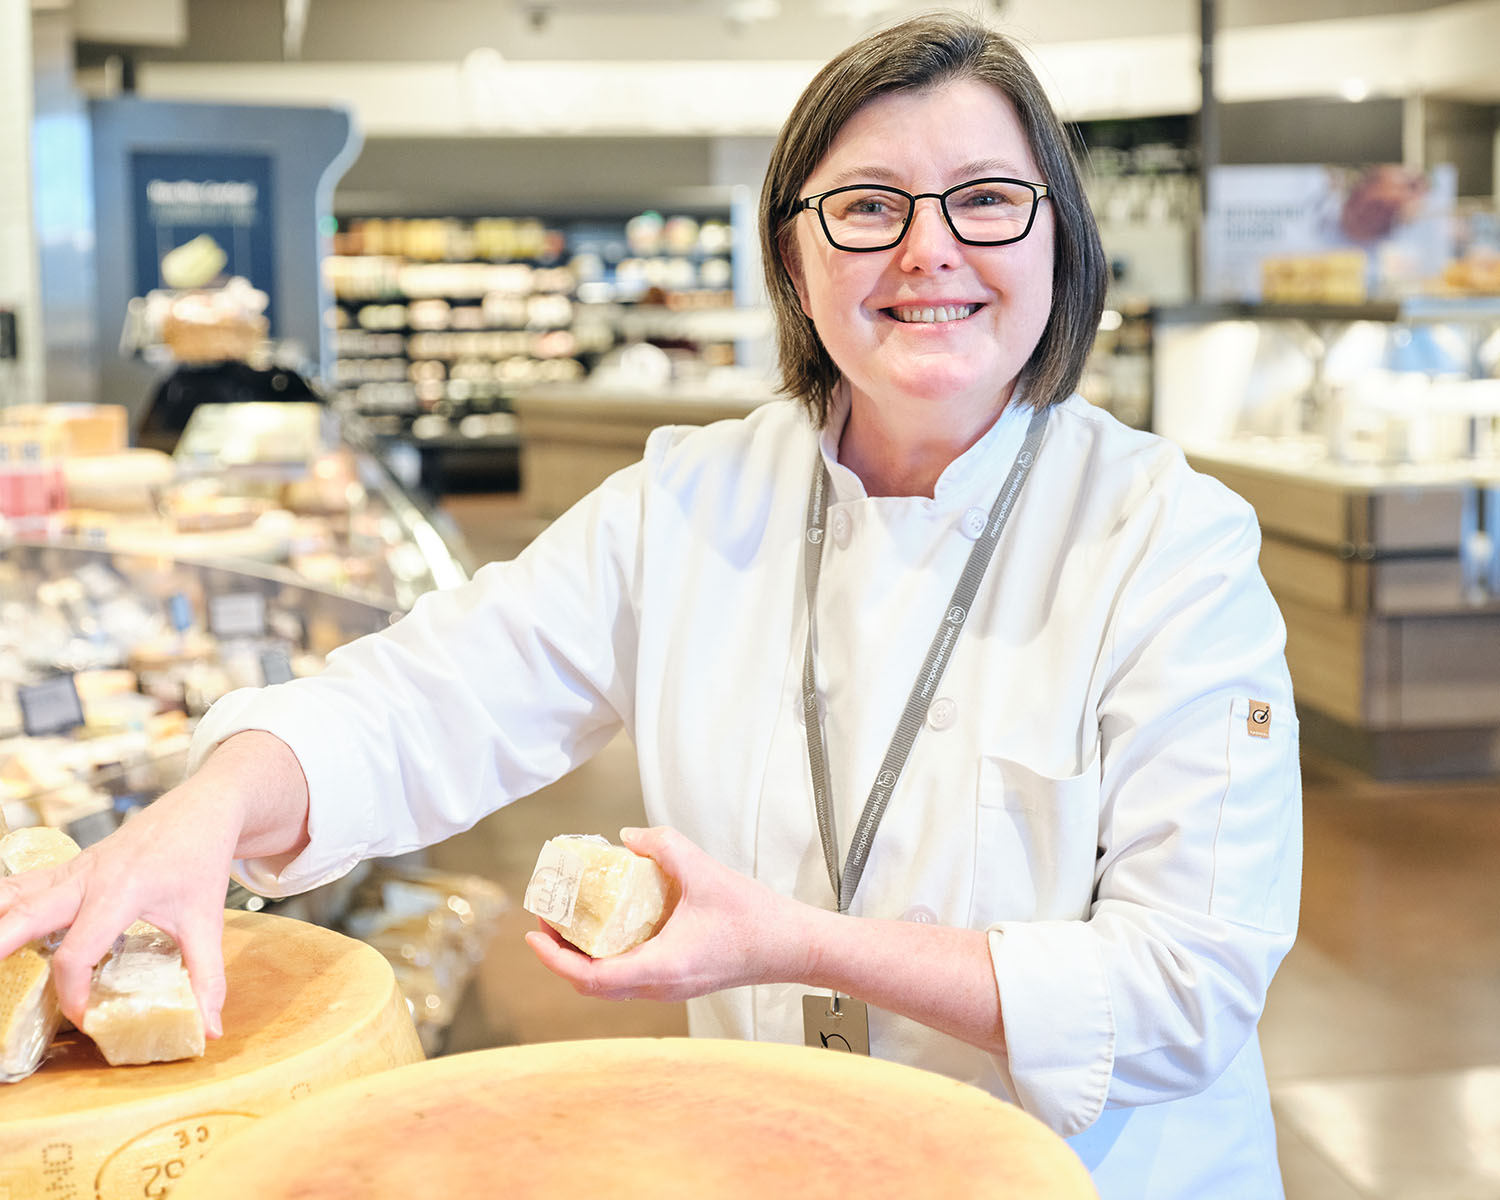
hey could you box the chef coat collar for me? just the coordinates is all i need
[817,379,1035,508]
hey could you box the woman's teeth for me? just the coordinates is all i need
[887,304,980,324]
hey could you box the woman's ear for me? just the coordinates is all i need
[780,229,814,320]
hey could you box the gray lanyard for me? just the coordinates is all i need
[801,404,1049,913]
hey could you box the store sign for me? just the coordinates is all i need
[1201,164,1456,302]
[209,591,268,639]
[131,150,277,325]
[18,674,86,738]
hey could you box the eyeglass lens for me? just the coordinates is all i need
[818,180,1039,249]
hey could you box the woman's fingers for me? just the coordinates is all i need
[49,889,139,1023]
[174,906,229,1038]
[0,869,82,960]
[0,866,75,957]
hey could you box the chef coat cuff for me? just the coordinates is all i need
[188,685,372,898]
[987,922,1114,1137]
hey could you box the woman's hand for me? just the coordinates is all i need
[0,779,241,1035]
[527,824,1007,1056]
[0,730,310,1038]
[524,826,817,1002]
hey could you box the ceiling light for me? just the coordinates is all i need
[1340,78,1370,103]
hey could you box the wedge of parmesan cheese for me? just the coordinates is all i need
[523,836,669,958]
[81,921,204,1066]
[0,827,81,1083]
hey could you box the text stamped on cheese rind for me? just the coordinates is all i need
[523,843,584,926]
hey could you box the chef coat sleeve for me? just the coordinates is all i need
[185,447,657,898]
[987,465,1302,1136]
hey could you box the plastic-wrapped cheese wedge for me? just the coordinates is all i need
[82,920,205,1066]
[0,827,81,1083]
[523,836,669,957]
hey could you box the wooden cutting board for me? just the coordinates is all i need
[0,909,423,1200]
[171,1037,1098,1199]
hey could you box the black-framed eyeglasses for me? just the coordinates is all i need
[794,177,1050,252]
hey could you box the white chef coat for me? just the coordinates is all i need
[190,392,1301,1199]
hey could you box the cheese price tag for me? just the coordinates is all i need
[209,591,267,639]
[167,591,195,633]
[259,647,294,686]
[522,841,584,926]
[18,673,86,737]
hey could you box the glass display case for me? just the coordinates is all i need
[4,400,470,613]
[1151,300,1500,778]
[0,541,503,1055]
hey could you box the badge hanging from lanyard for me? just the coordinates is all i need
[798,405,1049,1055]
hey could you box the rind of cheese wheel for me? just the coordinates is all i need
[524,836,669,958]
[82,920,205,1066]
[0,911,424,1200]
[167,1038,1101,1200]
[0,827,81,1084]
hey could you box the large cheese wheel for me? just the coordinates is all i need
[172,1037,1098,1199]
[0,910,422,1200]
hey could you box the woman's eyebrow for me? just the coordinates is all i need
[820,159,1031,190]
[824,165,903,187]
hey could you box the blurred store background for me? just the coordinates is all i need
[1,2,1498,1196]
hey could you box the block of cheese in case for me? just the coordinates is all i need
[82,920,205,1066]
[0,826,81,1083]
[523,835,669,957]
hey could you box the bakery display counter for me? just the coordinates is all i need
[1185,447,1500,777]
[509,383,772,518]
[1151,301,1500,777]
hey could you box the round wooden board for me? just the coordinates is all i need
[0,909,423,1200]
[172,1037,1098,1199]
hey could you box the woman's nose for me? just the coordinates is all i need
[898,197,961,271]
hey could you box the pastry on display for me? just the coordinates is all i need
[523,835,669,957]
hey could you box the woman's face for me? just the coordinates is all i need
[787,78,1055,424]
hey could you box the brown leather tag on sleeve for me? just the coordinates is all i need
[1248,701,1272,738]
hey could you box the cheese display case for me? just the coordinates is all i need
[1,399,470,613]
[0,539,503,1056]
[1152,300,1500,777]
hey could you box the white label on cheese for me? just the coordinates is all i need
[209,591,267,639]
[523,841,584,927]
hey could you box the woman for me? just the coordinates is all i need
[0,14,1300,1197]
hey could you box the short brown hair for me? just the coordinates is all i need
[760,13,1107,424]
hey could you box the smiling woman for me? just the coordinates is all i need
[778,79,1065,497]
[0,14,1299,1200]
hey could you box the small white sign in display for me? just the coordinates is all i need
[209,591,268,639]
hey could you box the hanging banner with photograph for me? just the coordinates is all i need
[1201,164,1456,303]
[131,150,277,328]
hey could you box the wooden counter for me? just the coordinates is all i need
[509,386,771,519]
[1188,448,1500,778]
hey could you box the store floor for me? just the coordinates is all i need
[429,493,1500,1200]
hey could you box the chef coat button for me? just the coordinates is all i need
[901,905,938,924]
[960,507,987,540]
[831,509,853,549]
[927,697,958,730]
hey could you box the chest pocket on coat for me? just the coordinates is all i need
[971,753,1101,926]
